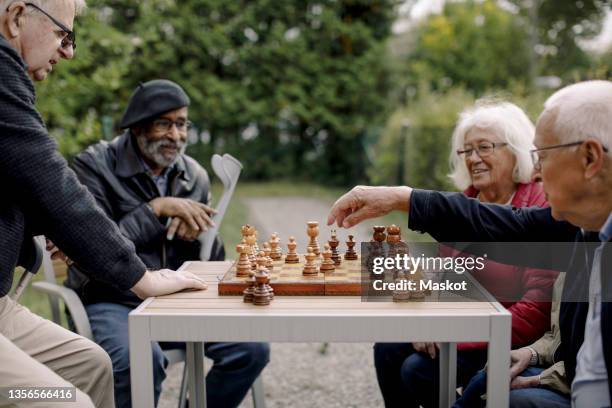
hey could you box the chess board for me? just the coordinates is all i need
[218,255,364,296]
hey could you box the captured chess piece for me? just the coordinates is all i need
[344,235,358,260]
[269,233,283,260]
[329,230,341,266]
[285,236,300,264]
[253,266,272,306]
[307,221,321,256]
[372,226,386,243]
[319,244,335,274]
[236,244,252,277]
[302,250,318,276]
[243,271,256,303]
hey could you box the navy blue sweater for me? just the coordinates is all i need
[0,34,146,297]
[409,189,612,400]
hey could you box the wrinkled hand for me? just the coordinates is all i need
[413,342,439,359]
[150,197,216,234]
[131,269,207,299]
[510,375,540,390]
[327,186,412,228]
[510,348,533,380]
[166,218,201,242]
[45,239,73,265]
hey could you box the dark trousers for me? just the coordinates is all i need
[374,342,487,408]
[86,302,270,408]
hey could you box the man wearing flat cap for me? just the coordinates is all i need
[67,79,269,408]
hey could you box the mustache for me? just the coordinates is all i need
[155,139,186,150]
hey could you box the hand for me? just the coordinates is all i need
[327,186,412,228]
[413,342,439,359]
[130,269,208,299]
[166,218,201,242]
[510,348,533,380]
[150,197,216,233]
[45,239,73,265]
[510,375,540,390]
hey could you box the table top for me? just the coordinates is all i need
[136,261,503,317]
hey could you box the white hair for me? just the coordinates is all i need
[0,0,87,16]
[543,80,612,153]
[448,99,536,190]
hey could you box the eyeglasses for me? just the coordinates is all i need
[457,141,508,158]
[530,141,610,171]
[150,118,192,134]
[23,2,76,50]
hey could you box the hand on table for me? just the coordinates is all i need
[131,269,208,299]
[413,342,440,359]
[327,186,412,228]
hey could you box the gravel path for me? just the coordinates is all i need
[159,196,385,408]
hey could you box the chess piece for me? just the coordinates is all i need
[319,244,335,274]
[236,244,252,277]
[302,250,318,276]
[306,221,321,256]
[243,271,256,303]
[253,266,272,306]
[285,236,300,264]
[246,233,258,270]
[372,226,386,243]
[263,242,274,272]
[386,224,402,244]
[269,233,282,260]
[329,230,341,266]
[344,235,358,260]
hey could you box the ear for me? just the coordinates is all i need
[5,2,27,38]
[583,139,606,179]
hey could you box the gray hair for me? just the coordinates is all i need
[0,0,87,16]
[449,99,536,191]
[543,80,612,154]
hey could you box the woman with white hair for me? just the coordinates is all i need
[374,100,558,408]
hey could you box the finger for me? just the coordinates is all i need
[177,221,189,240]
[167,217,182,240]
[180,271,208,290]
[194,212,211,232]
[413,343,425,353]
[427,343,437,359]
[328,192,355,227]
[509,363,523,379]
[197,202,218,216]
[342,207,370,228]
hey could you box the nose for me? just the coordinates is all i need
[166,124,181,142]
[465,149,482,164]
[59,45,74,60]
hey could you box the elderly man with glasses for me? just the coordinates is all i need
[0,2,208,407]
[67,79,270,408]
[328,80,612,407]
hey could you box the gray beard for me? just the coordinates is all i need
[136,135,186,169]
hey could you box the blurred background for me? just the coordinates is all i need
[37,0,612,191]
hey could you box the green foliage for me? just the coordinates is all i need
[368,84,553,191]
[35,0,399,186]
[403,0,532,93]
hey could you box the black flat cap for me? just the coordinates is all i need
[119,79,190,129]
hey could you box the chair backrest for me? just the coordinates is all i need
[37,236,63,324]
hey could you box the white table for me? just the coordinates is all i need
[129,261,511,408]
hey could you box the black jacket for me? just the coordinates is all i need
[0,35,146,298]
[66,131,225,307]
[409,189,612,400]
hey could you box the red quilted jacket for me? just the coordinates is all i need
[450,182,558,352]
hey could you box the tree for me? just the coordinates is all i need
[36,0,400,185]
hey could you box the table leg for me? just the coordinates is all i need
[129,316,154,408]
[487,315,511,407]
[186,342,206,407]
[438,342,457,408]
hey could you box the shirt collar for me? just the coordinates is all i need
[599,212,612,243]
